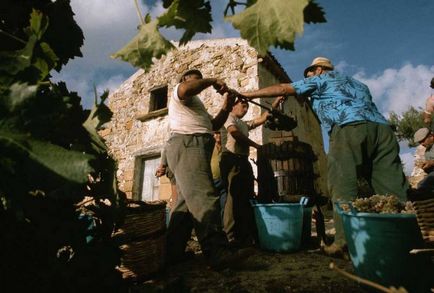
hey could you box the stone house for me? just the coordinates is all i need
[100,38,328,202]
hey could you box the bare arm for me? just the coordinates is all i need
[242,83,296,99]
[211,91,237,131]
[177,78,228,102]
[250,96,286,128]
[227,125,261,149]
[423,95,434,126]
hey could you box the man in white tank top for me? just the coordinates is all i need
[165,69,254,269]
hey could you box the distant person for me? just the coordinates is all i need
[240,57,409,257]
[220,96,285,247]
[413,127,434,195]
[210,131,226,218]
[165,68,253,269]
[422,77,434,129]
[155,146,177,210]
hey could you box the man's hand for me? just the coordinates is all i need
[271,96,286,109]
[421,160,434,172]
[213,79,229,95]
[222,91,236,111]
[155,165,167,177]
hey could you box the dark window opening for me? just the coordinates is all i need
[149,85,168,112]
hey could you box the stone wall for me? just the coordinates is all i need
[101,38,327,200]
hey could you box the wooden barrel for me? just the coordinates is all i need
[257,140,316,203]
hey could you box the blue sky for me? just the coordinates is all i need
[52,0,434,175]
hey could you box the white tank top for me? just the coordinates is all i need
[169,84,213,134]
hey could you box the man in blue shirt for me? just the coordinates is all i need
[241,57,409,256]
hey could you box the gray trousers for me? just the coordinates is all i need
[165,133,227,259]
[328,121,409,246]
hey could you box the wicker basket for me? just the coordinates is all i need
[413,198,434,244]
[117,234,166,281]
[114,200,167,281]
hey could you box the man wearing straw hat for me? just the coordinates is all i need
[241,57,409,257]
[165,69,254,269]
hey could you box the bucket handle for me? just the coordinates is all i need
[299,196,309,206]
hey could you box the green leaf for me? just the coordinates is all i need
[304,0,326,24]
[226,0,309,55]
[158,0,212,45]
[26,9,49,40]
[0,131,94,186]
[0,36,37,77]
[2,82,38,113]
[83,91,112,153]
[34,42,58,79]
[111,20,175,71]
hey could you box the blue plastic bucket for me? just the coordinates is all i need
[252,203,303,252]
[337,203,433,292]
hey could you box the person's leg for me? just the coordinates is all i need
[234,158,257,245]
[220,153,237,242]
[327,123,367,247]
[166,186,194,262]
[166,134,227,259]
[368,123,409,201]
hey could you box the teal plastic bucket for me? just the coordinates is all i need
[337,203,433,292]
[252,203,303,252]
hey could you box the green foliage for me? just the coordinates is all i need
[111,19,175,69]
[114,0,326,71]
[388,106,425,147]
[158,0,212,45]
[226,0,308,54]
[0,0,83,71]
[1,4,124,291]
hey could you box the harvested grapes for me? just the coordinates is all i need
[339,195,415,214]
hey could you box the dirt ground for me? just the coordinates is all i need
[133,209,368,293]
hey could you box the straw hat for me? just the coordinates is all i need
[414,127,430,144]
[303,57,334,77]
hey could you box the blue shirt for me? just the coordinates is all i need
[292,71,388,131]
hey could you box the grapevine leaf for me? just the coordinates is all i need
[25,9,49,39]
[83,90,112,153]
[0,130,94,187]
[226,0,309,55]
[304,0,326,24]
[1,82,38,113]
[158,0,212,45]
[111,20,174,71]
[0,0,83,70]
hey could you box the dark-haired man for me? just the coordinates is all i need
[165,69,253,269]
[220,96,284,247]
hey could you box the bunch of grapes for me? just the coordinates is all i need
[340,195,415,214]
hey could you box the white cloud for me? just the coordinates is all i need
[353,64,434,116]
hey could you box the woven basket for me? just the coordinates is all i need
[114,200,167,241]
[117,234,166,281]
[413,198,434,244]
[114,200,167,281]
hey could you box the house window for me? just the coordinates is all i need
[139,156,161,201]
[149,85,168,112]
